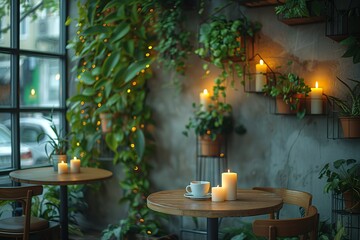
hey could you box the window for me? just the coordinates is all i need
[0,0,67,173]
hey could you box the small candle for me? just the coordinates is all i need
[211,185,225,202]
[310,81,323,114]
[58,161,68,174]
[199,89,210,111]
[255,59,267,92]
[70,157,81,173]
[222,169,237,200]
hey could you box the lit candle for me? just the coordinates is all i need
[58,161,68,174]
[222,169,237,200]
[310,81,323,114]
[211,185,225,202]
[70,157,81,173]
[255,59,267,92]
[199,89,210,111]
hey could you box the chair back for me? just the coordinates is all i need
[253,187,312,217]
[252,205,319,240]
[0,185,43,240]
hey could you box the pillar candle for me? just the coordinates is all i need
[58,161,68,174]
[310,81,323,114]
[222,169,237,200]
[199,89,210,111]
[211,185,225,202]
[70,157,81,173]
[255,59,267,92]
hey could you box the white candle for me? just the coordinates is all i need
[70,157,81,173]
[58,161,68,174]
[222,169,237,200]
[255,59,267,92]
[211,185,225,202]
[310,81,323,114]
[199,89,210,111]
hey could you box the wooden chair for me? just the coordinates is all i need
[0,185,60,240]
[252,205,319,240]
[253,187,312,219]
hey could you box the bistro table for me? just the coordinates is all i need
[147,189,283,240]
[9,167,113,240]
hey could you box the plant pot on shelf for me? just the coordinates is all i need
[99,112,113,133]
[339,117,360,138]
[343,190,360,213]
[198,135,223,157]
[51,155,67,171]
[275,94,304,114]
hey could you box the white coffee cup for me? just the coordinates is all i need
[185,181,210,197]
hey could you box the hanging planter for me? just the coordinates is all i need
[339,117,360,138]
[198,135,223,157]
[343,189,360,213]
[99,112,114,133]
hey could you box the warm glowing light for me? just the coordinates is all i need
[30,89,36,96]
[206,130,211,135]
[55,73,60,80]
[97,103,102,107]
[145,64,150,68]
[134,166,139,171]
[148,46,153,49]
[132,81,137,86]
[315,81,318,88]
[97,121,101,126]
[82,121,86,126]
[259,59,264,65]
[76,142,80,146]
[131,143,135,148]
[131,127,137,132]
[145,53,150,57]
[127,89,131,93]
[81,101,85,105]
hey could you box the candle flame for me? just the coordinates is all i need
[203,89,208,94]
[61,161,64,164]
[315,81,318,88]
[259,59,264,65]
[228,169,230,173]
[74,157,77,160]
[217,185,219,187]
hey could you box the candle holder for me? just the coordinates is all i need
[243,53,276,93]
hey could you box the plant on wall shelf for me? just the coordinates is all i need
[263,62,311,118]
[340,36,360,64]
[319,159,360,213]
[275,0,324,19]
[195,15,261,87]
[325,77,360,138]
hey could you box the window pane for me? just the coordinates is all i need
[0,54,11,106]
[0,0,11,48]
[0,113,12,170]
[20,56,62,107]
[20,0,60,53]
[18,112,61,167]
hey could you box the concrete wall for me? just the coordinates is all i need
[70,1,360,238]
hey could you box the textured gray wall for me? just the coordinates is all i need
[71,2,360,237]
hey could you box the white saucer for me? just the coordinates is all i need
[184,193,211,200]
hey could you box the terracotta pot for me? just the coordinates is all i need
[343,190,360,213]
[275,94,304,114]
[198,135,223,157]
[99,112,113,133]
[339,117,360,138]
[51,155,67,172]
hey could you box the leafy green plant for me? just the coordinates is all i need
[319,159,360,196]
[341,36,360,64]
[325,77,360,117]
[263,63,311,118]
[275,0,324,19]
[183,78,246,141]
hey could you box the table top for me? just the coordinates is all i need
[147,189,283,218]
[9,167,113,186]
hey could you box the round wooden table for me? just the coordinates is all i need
[147,189,283,240]
[9,167,113,240]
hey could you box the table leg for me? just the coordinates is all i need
[207,218,218,240]
[60,185,68,240]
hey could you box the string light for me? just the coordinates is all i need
[206,130,211,135]
[76,142,80,146]
[82,121,86,126]
[127,89,131,93]
[132,81,137,86]
[148,46,152,49]
[97,121,101,126]
[80,101,85,105]
[134,166,139,171]
[130,143,135,148]
[145,53,150,57]
[131,127,137,132]
[97,103,102,107]
[147,230,152,235]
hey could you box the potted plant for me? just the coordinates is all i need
[37,114,69,171]
[183,79,246,156]
[275,0,325,25]
[263,63,311,118]
[319,159,360,213]
[325,77,360,138]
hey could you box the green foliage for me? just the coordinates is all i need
[319,159,360,197]
[31,185,87,236]
[341,36,360,64]
[263,62,310,118]
[275,0,309,18]
[325,77,360,117]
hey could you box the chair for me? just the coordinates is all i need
[0,185,60,240]
[253,187,312,219]
[252,205,319,240]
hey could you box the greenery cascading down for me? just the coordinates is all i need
[66,0,171,238]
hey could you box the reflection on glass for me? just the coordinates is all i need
[20,56,61,107]
[20,0,60,53]
[0,54,11,106]
[0,114,12,169]
[0,0,11,48]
